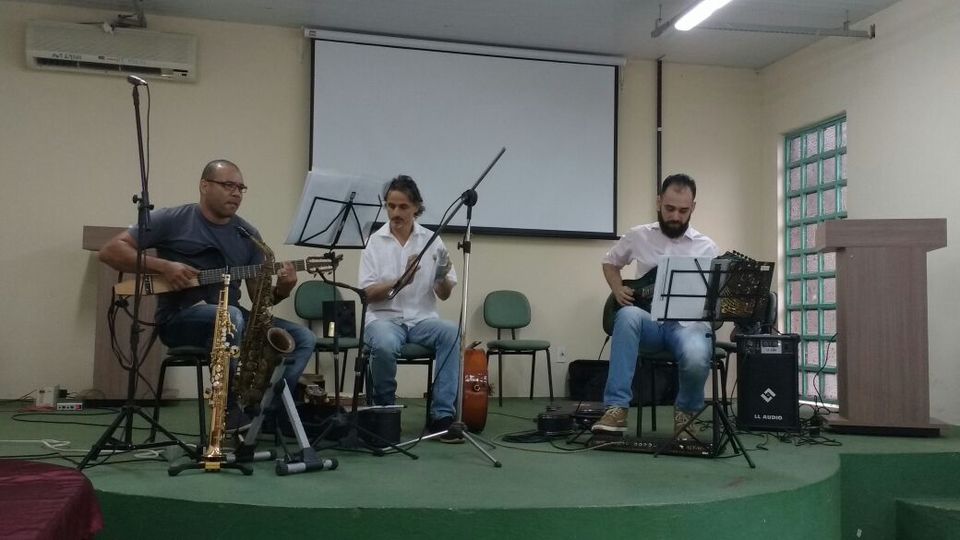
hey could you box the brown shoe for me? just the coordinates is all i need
[592,406,628,433]
[674,410,695,441]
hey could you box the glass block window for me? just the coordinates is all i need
[784,116,847,405]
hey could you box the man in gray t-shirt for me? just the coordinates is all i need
[99,160,316,430]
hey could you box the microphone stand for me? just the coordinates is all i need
[394,148,505,467]
[79,80,195,470]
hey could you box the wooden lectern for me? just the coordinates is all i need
[82,225,162,403]
[815,218,947,436]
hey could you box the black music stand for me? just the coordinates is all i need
[287,171,418,460]
[651,255,774,468]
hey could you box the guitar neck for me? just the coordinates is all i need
[196,260,307,286]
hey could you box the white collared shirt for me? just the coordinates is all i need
[602,222,719,277]
[359,222,458,327]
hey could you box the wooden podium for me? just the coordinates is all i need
[82,226,162,403]
[815,218,947,436]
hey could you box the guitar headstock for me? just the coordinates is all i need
[306,255,339,276]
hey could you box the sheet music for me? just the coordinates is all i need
[284,170,385,247]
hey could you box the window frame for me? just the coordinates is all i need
[783,116,848,405]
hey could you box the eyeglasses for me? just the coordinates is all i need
[204,179,248,193]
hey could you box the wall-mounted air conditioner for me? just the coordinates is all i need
[25,20,197,82]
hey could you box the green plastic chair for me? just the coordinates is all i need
[483,290,553,407]
[294,280,361,393]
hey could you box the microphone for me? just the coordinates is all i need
[126,75,148,86]
[235,225,252,238]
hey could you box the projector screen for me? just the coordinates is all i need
[308,31,621,238]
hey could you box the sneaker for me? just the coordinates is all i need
[591,406,628,433]
[428,416,464,444]
[674,410,695,441]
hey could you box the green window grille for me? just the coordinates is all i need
[784,116,847,405]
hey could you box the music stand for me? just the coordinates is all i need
[650,255,774,469]
[286,171,418,460]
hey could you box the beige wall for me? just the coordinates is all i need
[760,0,960,423]
[0,1,756,405]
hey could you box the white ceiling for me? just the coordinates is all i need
[19,0,899,68]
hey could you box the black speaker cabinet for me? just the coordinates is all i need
[735,334,801,432]
[321,300,356,338]
[566,359,677,406]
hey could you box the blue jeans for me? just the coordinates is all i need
[158,304,315,399]
[363,318,461,420]
[603,306,711,413]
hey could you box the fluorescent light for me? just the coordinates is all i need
[674,0,733,31]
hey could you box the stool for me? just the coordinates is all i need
[149,346,210,447]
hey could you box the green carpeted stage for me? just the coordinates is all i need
[2,398,959,539]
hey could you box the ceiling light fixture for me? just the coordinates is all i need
[674,0,732,32]
[652,2,875,40]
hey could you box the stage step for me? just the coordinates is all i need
[896,498,960,540]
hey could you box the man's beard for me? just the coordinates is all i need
[657,211,689,239]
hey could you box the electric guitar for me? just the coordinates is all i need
[113,256,336,296]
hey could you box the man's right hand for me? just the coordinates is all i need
[160,261,200,291]
[613,284,636,307]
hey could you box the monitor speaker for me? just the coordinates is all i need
[735,334,801,432]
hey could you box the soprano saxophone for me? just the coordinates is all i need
[235,234,295,410]
[203,274,239,472]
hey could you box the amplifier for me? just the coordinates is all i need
[735,334,801,432]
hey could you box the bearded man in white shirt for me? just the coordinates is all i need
[358,175,463,443]
[591,174,719,438]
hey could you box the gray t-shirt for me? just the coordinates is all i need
[129,203,263,324]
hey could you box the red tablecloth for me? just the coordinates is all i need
[0,461,103,540]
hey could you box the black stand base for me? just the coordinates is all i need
[168,456,253,476]
[77,404,198,470]
[399,420,502,467]
[312,410,419,460]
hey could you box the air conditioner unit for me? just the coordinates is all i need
[25,20,197,82]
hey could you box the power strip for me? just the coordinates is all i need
[56,402,83,411]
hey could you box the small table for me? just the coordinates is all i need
[0,461,104,539]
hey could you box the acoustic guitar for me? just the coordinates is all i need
[112,256,335,296]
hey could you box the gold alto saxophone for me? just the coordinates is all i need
[203,274,239,472]
[235,234,295,410]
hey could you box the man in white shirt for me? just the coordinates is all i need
[592,174,719,438]
[358,175,463,443]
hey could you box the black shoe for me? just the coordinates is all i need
[428,416,464,444]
